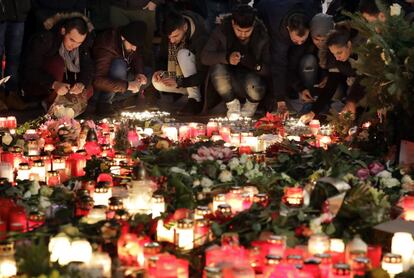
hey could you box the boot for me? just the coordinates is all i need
[226,99,241,120]
[241,99,259,118]
[0,99,7,111]
[6,91,29,110]
[177,98,202,116]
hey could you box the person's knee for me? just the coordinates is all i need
[245,74,266,101]
[152,75,163,91]
[177,49,194,65]
[210,64,228,78]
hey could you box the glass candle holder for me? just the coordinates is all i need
[283,187,304,208]
[151,194,165,218]
[382,253,403,277]
[194,219,210,247]
[308,234,330,255]
[31,160,46,182]
[17,163,30,181]
[175,219,194,250]
[331,263,351,278]
[194,206,211,220]
[92,182,112,207]
[46,171,60,186]
[213,194,226,213]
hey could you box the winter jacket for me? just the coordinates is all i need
[156,10,209,88]
[92,28,144,93]
[201,16,271,77]
[23,13,95,91]
[0,0,31,21]
[257,0,318,102]
[110,0,164,10]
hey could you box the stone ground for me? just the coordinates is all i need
[0,91,229,124]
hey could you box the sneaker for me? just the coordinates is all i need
[240,99,259,118]
[6,91,29,110]
[226,99,241,120]
[0,99,7,111]
[177,98,202,115]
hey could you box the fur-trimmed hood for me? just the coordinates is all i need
[43,12,94,32]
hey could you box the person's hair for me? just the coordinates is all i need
[359,0,381,15]
[64,17,88,35]
[287,13,310,36]
[163,9,186,35]
[326,24,352,48]
[232,5,256,28]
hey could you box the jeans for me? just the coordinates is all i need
[210,64,266,103]
[152,49,201,101]
[0,22,25,92]
[96,58,150,104]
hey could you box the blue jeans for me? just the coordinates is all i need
[210,64,266,103]
[95,58,151,104]
[0,22,25,92]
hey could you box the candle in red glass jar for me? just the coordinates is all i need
[283,187,304,207]
[8,207,27,232]
[0,117,6,129]
[67,151,86,177]
[238,146,251,155]
[207,121,219,137]
[219,126,231,143]
[367,245,381,268]
[28,211,45,231]
[400,195,414,221]
[46,171,61,186]
[179,125,191,141]
[127,129,139,147]
[6,117,16,129]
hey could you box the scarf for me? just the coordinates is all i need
[59,43,80,74]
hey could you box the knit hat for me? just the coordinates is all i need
[120,21,147,47]
[310,13,334,37]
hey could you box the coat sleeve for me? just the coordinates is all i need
[93,45,128,93]
[24,32,56,89]
[200,27,228,66]
[78,46,95,87]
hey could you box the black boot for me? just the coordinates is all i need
[177,98,202,116]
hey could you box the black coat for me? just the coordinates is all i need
[257,0,319,102]
[110,0,164,10]
[0,0,31,21]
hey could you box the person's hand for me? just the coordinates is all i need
[153,71,164,83]
[341,101,356,115]
[229,52,241,66]
[276,101,289,120]
[143,1,157,11]
[69,83,85,95]
[299,111,315,124]
[300,89,314,103]
[314,77,328,88]
[161,77,177,88]
[128,81,141,93]
[53,81,70,96]
[135,74,147,86]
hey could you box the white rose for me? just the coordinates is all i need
[239,154,248,164]
[1,133,12,145]
[218,170,233,183]
[376,170,392,179]
[23,191,31,199]
[402,175,414,185]
[381,178,400,188]
[29,181,40,195]
[193,179,201,187]
[390,3,402,16]
[39,196,51,210]
[309,217,323,234]
[201,177,213,188]
[245,160,254,171]
[228,158,240,170]
[170,167,189,176]
[54,106,75,119]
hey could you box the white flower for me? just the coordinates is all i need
[343,173,357,183]
[390,3,402,16]
[193,179,201,187]
[39,196,51,210]
[402,175,414,185]
[40,186,54,197]
[239,154,248,164]
[381,178,400,188]
[309,217,323,234]
[218,170,233,183]
[376,170,392,179]
[202,187,212,193]
[219,164,226,170]
[201,177,213,188]
[23,191,31,199]
[1,133,12,145]
[228,158,240,170]
[245,160,254,171]
[170,167,189,176]
[53,105,75,119]
[29,181,40,195]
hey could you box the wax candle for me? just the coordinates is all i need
[207,121,219,137]
[219,126,231,143]
[308,234,330,255]
[151,194,165,218]
[382,253,403,277]
[391,232,414,270]
[179,125,191,141]
[46,171,60,186]
[283,187,304,207]
[213,194,226,213]
[309,119,320,136]
[176,219,194,250]
[30,160,46,182]
[6,117,16,129]
[0,163,13,182]
[156,219,175,243]
[92,182,112,207]
[0,118,6,129]
[194,206,211,220]
[28,211,45,231]
[400,195,414,221]
[162,126,178,142]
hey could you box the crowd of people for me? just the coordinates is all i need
[0,0,413,119]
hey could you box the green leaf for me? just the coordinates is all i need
[211,222,223,237]
[252,223,261,232]
[325,223,336,235]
